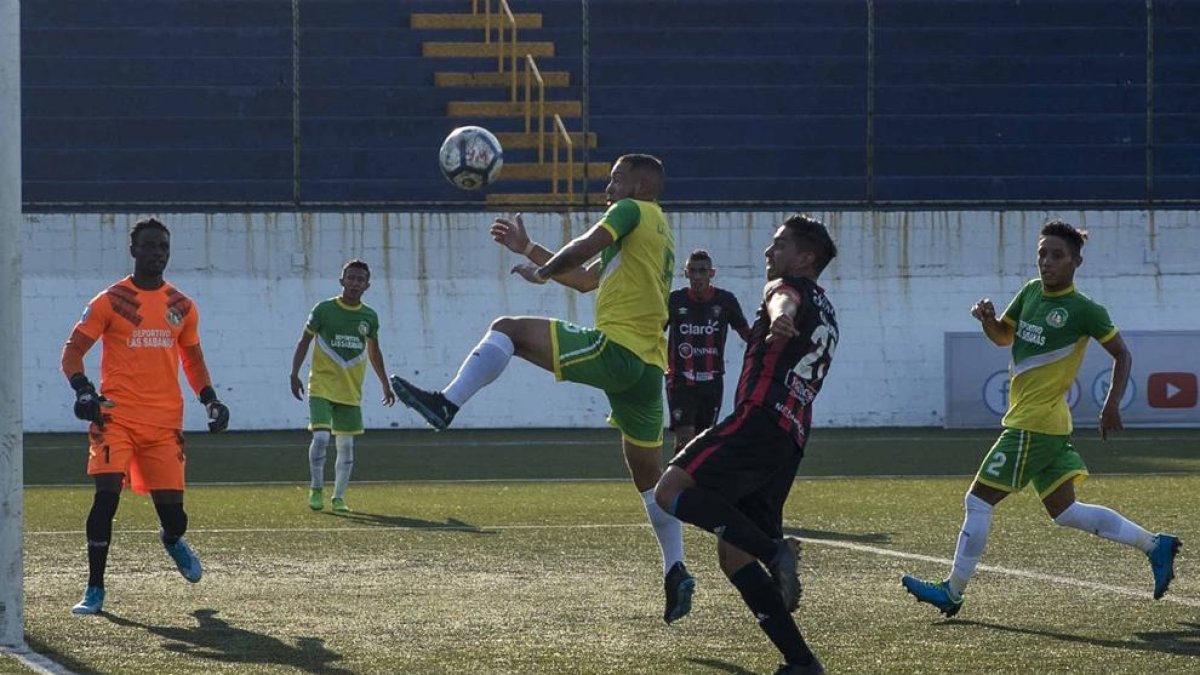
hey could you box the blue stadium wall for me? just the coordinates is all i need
[20,0,1200,210]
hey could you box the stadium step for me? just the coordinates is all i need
[486,192,609,211]
[410,13,543,30]
[436,70,571,88]
[448,100,581,117]
[494,131,596,150]
[422,42,555,58]
[499,161,611,180]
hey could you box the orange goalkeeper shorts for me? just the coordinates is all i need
[87,419,187,494]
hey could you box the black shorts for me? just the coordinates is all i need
[668,405,803,539]
[666,380,723,432]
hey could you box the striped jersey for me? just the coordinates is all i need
[595,198,675,370]
[72,276,201,429]
[305,297,380,406]
[665,286,750,385]
[1000,279,1117,435]
[734,276,838,447]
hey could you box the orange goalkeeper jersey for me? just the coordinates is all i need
[72,277,201,429]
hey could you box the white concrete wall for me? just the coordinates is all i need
[21,210,1200,433]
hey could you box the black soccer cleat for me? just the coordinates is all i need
[390,375,459,431]
[774,657,826,675]
[767,536,803,612]
[662,561,696,624]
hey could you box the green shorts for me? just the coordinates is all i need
[975,427,1089,498]
[551,320,664,447]
[309,397,364,436]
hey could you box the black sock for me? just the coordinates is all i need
[154,502,188,546]
[85,491,120,588]
[671,487,778,562]
[729,562,815,666]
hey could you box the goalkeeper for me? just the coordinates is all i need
[60,217,230,616]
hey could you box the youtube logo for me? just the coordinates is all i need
[1147,372,1198,409]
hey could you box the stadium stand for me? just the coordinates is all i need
[18,0,1199,209]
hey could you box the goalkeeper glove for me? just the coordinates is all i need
[69,373,110,427]
[199,386,229,433]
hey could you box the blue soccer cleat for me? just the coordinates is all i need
[390,375,458,431]
[1149,533,1181,600]
[164,536,203,583]
[662,561,696,624]
[901,574,963,617]
[71,585,105,615]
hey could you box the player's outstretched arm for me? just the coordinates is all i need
[367,337,396,407]
[289,331,314,400]
[494,213,604,292]
[971,298,1014,346]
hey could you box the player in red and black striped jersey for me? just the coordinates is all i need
[655,215,838,675]
[665,250,751,451]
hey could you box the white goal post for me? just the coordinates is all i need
[0,0,24,651]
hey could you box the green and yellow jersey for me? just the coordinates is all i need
[1000,279,1118,435]
[594,198,675,370]
[305,297,380,406]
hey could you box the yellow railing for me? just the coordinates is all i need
[479,0,518,82]
[523,55,545,158]
[551,114,574,201]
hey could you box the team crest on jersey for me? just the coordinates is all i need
[357,321,370,336]
[1046,307,1069,328]
[80,306,91,324]
[166,307,183,326]
[710,305,722,318]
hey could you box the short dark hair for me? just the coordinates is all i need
[615,153,665,180]
[130,217,169,247]
[687,249,712,265]
[342,258,371,277]
[1040,219,1088,255]
[782,214,837,274]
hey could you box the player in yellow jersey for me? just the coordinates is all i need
[902,220,1181,617]
[289,259,395,513]
[390,154,695,624]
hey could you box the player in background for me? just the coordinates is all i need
[901,220,1181,617]
[390,154,696,624]
[655,215,838,675]
[290,259,395,513]
[61,217,230,615]
[666,249,751,451]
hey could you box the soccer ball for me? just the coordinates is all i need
[438,126,504,190]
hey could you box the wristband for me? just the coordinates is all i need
[199,386,218,405]
[69,373,92,392]
[522,240,536,256]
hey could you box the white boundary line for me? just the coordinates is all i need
[25,470,1200,489]
[25,522,1199,609]
[27,434,1200,452]
[1,644,75,675]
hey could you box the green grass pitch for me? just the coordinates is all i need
[11,428,1200,674]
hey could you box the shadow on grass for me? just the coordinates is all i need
[326,511,495,534]
[783,525,892,545]
[103,608,355,674]
[949,619,1200,657]
[685,656,760,674]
